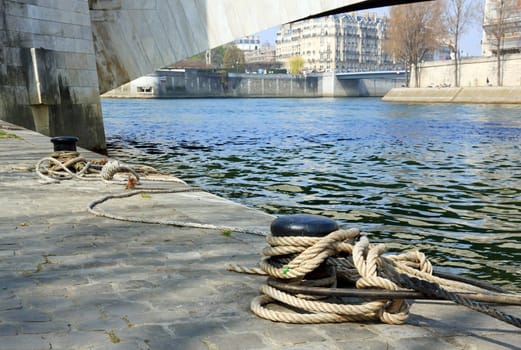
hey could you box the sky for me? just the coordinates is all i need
[257,3,485,57]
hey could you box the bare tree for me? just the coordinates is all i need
[223,44,245,71]
[484,0,520,86]
[385,2,445,87]
[443,0,482,87]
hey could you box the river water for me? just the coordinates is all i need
[102,97,521,290]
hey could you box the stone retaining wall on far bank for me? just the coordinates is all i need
[102,69,403,99]
[102,69,324,98]
[412,53,521,88]
[382,86,521,104]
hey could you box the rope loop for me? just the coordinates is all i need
[36,151,144,185]
[234,228,420,324]
[388,250,433,274]
[229,226,521,328]
[99,159,140,182]
[36,151,104,183]
[259,229,359,280]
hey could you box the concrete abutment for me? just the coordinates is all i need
[0,1,105,151]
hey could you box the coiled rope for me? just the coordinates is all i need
[228,229,521,328]
[36,151,140,184]
[36,151,268,236]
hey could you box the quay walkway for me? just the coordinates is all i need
[0,120,519,349]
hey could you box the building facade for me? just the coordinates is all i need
[234,35,262,51]
[243,45,277,68]
[276,13,397,72]
[482,0,521,56]
[234,35,278,71]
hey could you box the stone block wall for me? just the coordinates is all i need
[227,74,320,97]
[102,70,323,98]
[413,54,521,88]
[0,0,105,151]
[102,69,400,98]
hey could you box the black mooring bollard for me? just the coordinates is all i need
[50,136,79,152]
[270,214,339,281]
[271,214,339,237]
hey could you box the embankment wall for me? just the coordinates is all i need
[102,70,402,98]
[382,86,521,104]
[385,54,521,104]
[411,54,521,88]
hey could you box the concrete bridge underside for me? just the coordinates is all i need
[0,0,429,151]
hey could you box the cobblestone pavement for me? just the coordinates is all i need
[1,121,520,350]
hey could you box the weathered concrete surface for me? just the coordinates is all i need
[1,120,520,350]
[382,86,521,104]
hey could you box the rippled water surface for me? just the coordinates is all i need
[102,98,521,290]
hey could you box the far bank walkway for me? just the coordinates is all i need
[0,120,520,350]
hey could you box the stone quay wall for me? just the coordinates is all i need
[412,53,521,88]
[102,70,402,99]
[383,86,521,104]
[0,0,105,151]
[384,54,521,104]
[103,70,324,98]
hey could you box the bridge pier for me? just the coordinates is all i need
[0,2,106,151]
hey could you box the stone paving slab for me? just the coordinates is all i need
[1,121,520,350]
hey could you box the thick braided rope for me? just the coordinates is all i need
[381,256,489,294]
[389,250,433,274]
[37,155,142,185]
[250,295,376,324]
[87,188,269,236]
[352,236,410,324]
[259,229,360,279]
[99,159,140,182]
[250,285,383,324]
[243,229,416,324]
[397,274,521,328]
[36,156,94,183]
[230,229,521,327]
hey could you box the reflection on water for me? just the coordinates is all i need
[102,98,521,290]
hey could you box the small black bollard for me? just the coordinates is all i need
[271,214,339,237]
[270,214,339,281]
[50,136,79,152]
